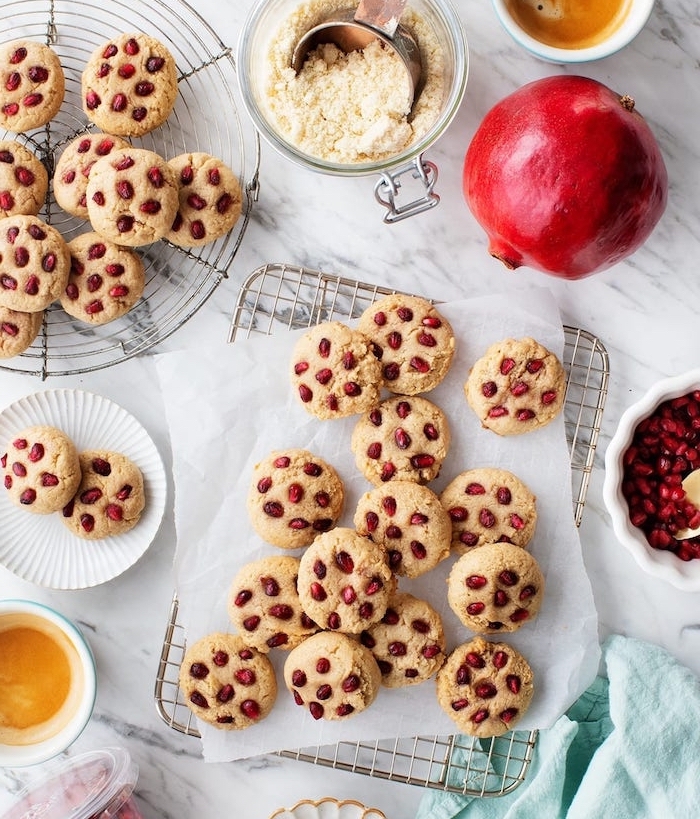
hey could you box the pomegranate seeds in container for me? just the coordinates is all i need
[604,368,700,590]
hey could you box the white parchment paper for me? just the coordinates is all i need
[155,287,600,762]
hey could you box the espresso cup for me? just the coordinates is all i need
[491,0,655,62]
[0,599,96,767]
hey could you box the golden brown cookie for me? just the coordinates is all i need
[465,337,566,435]
[61,231,145,325]
[297,527,395,633]
[0,40,65,132]
[1,424,81,514]
[359,592,446,688]
[246,448,345,549]
[439,467,537,553]
[85,147,179,246]
[81,33,178,137]
[284,630,381,721]
[227,555,318,652]
[179,632,277,730]
[436,637,534,738]
[290,321,382,419]
[166,152,242,247]
[0,214,70,312]
[447,541,545,634]
[351,395,451,485]
[53,132,130,219]
[0,305,42,358]
[61,449,145,539]
[353,480,451,577]
[0,140,48,216]
[357,294,455,395]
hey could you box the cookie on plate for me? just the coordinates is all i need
[247,448,345,549]
[1,424,81,514]
[81,32,178,137]
[359,591,446,688]
[447,541,545,634]
[0,40,65,132]
[61,231,145,325]
[0,214,70,312]
[439,467,537,553]
[284,630,381,721]
[290,321,382,420]
[0,140,48,216]
[53,132,130,219]
[227,555,318,652]
[166,152,242,247]
[179,632,277,729]
[61,449,145,539]
[351,395,451,485]
[465,337,566,435]
[357,294,455,395]
[353,480,451,577]
[297,527,395,634]
[0,305,43,358]
[436,636,534,737]
[86,147,179,246]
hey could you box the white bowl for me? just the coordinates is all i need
[0,599,97,767]
[269,797,387,819]
[491,0,655,63]
[603,368,700,590]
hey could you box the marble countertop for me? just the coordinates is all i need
[2,0,700,816]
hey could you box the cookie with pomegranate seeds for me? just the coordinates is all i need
[439,467,537,554]
[353,480,451,578]
[0,140,48,217]
[0,40,65,132]
[179,632,277,730]
[447,541,545,635]
[290,320,382,420]
[81,32,178,138]
[358,294,456,395]
[359,592,446,688]
[247,448,345,549]
[465,336,566,436]
[351,394,451,486]
[61,449,145,540]
[227,555,318,652]
[297,527,396,634]
[166,152,243,247]
[85,147,179,246]
[284,630,381,721]
[0,305,43,358]
[1,424,81,515]
[0,214,71,313]
[436,636,534,738]
[53,132,130,219]
[61,231,145,325]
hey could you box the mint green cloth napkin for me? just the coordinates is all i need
[416,635,700,819]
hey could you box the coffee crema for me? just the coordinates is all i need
[0,612,84,746]
[504,0,632,50]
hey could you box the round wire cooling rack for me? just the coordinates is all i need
[0,0,260,378]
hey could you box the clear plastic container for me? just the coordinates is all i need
[0,748,143,819]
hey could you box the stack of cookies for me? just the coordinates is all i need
[180,294,568,738]
[0,33,243,355]
[1,423,145,540]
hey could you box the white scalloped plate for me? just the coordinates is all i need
[269,798,387,819]
[0,389,167,589]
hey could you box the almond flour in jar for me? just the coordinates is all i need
[261,0,447,164]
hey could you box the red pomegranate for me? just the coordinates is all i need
[463,75,668,280]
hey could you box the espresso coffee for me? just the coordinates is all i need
[504,0,632,49]
[0,611,85,747]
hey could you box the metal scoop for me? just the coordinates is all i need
[291,0,423,106]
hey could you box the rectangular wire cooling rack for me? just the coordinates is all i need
[155,262,610,797]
